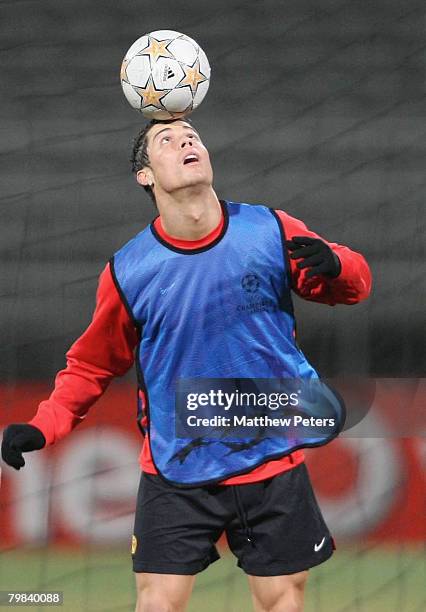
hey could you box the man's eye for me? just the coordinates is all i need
[161,136,171,143]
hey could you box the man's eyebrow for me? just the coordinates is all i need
[152,126,200,143]
[152,127,171,142]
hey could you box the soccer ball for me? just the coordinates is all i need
[120,30,211,119]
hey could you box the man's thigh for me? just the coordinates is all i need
[135,572,195,612]
[247,571,308,612]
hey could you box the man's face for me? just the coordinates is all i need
[141,120,213,195]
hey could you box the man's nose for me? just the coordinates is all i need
[180,137,194,148]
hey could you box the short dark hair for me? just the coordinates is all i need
[131,117,193,204]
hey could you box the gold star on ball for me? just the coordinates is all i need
[139,36,174,64]
[120,57,131,83]
[135,76,169,109]
[177,57,208,95]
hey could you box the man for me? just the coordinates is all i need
[2,119,371,612]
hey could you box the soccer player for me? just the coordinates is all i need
[2,119,372,612]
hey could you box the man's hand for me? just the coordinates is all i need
[286,236,341,279]
[1,424,46,470]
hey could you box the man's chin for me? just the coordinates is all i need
[178,178,211,192]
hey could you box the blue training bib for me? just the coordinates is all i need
[111,201,341,486]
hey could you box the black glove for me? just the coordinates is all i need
[1,424,46,470]
[286,236,341,279]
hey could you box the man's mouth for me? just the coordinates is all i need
[183,153,199,165]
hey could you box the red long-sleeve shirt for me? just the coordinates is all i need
[29,208,372,484]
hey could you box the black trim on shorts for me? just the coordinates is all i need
[133,556,220,575]
[238,546,334,576]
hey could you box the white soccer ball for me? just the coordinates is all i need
[120,30,211,119]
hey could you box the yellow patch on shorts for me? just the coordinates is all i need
[131,535,137,555]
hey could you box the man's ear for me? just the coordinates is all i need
[136,168,154,187]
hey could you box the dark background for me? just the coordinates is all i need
[1,0,424,382]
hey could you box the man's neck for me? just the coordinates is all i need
[157,187,222,240]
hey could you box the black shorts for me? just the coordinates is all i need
[131,463,334,576]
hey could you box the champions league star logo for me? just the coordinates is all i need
[241,273,260,293]
[238,273,278,314]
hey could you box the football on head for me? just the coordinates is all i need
[120,30,211,119]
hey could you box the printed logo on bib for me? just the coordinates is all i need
[241,274,260,293]
[238,272,278,314]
